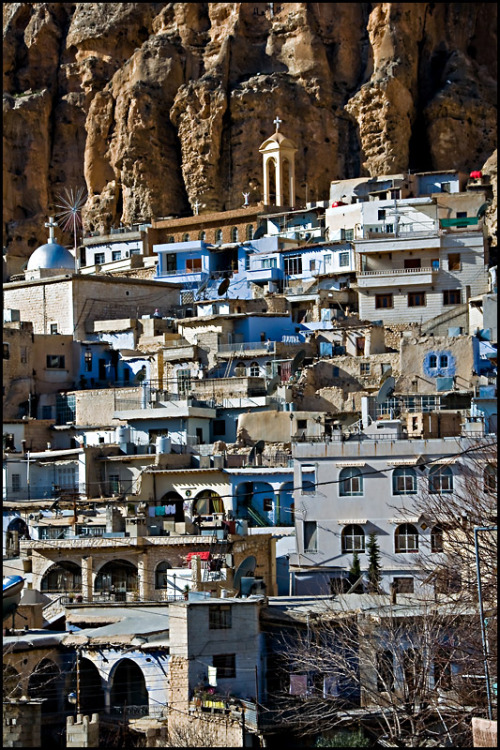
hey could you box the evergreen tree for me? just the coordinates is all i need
[366,532,382,593]
[348,552,362,589]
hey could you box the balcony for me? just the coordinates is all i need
[217,341,276,357]
[246,265,283,283]
[354,234,441,254]
[356,266,437,288]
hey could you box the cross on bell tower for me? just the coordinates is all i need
[273,115,282,132]
[44,216,58,244]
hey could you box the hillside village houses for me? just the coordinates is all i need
[3,120,497,746]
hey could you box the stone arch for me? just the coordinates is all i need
[109,658,148,711]
[155,560,173,589]
[159,490,184,522]
[94,559,138,595]
[41,560,82,593]
[77,657,106,713]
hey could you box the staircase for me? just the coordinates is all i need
[246,505,271,527]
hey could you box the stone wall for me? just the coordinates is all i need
[3,700,43,748]
[66,713,99,748]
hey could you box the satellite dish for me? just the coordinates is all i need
[233,556,256,594]
[477,201,491,219]
[375,376,396,404]
[267,374,280,394]
[218,277,230,297]
[291,349,306,375]
[253,224,265,240]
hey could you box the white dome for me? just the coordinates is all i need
[26,241,75,271]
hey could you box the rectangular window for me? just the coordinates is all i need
[378,209,386,221]
[304,521,318,553]
[375,294,393,309]
[339,252,350,267]
[177,368,192,395]
[261,257,277,269]
[310,260,316,271]
[245,251,251,271]
[46,355,65,369]
[94,252,105,265]
[39,526,71,540]
[297,419,307,430]
[50,323,58,334]
[431,258,440,270]
[390,189,401,199]
[20,346,28,363]
[443,289,461,306]
[109,474,120,494]
[404,258,421,269]
[440,182,451,193]
[209,604,232,630]
[166,253,176,272]
[284,256,303,276]
[456,211,467,219]
[186,258,202,272]
[448,253,461,271]
[301,464,316,493]
[408,292,426,307]
[341,228,354,241]
[393,577,414,594]
[212,653,236,678]
[263,497,273,512]
[360,362,370,375]
[112,250,121,261]
[56,393,76,425]
[213,420,226,436]
[3,343,10,360]
[12,474,21,492]
[324,254,332,266]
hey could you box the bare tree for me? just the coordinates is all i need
[268,593,485,747]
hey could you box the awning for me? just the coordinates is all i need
[336,461,366,468]
[389,517,420,524]
[338,519,368,525]
[186,551,210,563]
[432,458,458,465]
[387,458,421,466]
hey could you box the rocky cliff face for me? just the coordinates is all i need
[3,2,497,264]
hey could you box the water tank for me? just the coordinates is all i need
[116,426,130,443]
[156,435,171,454]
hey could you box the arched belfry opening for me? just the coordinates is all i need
[259,117,297,207]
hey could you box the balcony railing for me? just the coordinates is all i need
[358,266,435,277]
[217,341,276,354]
[3,484,86,502]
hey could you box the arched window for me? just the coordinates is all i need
[395,523,419,553]
[110,659,148,709]
[41,561,82,592]
[94,559,138,593]
[341,524,365,553]
[339,467,363,496]
[215,229,223,243]
[155,561,172,589]
[182,233,190,242]
[392,467,417,495]
[249,361,260,377]
[484,465,497,493]
[246,225,254,240]
[231,227,239,242]
[428,466,453,494]
[431,525,444,553]
[199,231,207,241]
[235,362,246,376]
[194,490,224,516]
[168,235,175,243]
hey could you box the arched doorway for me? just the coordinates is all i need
[78,658,105,713]
[94,560,138,598]
[110,658,148,713]
[158,491,184,522]
[41,561,82,593]
[5,517,30,557]
[278,482,295,526]
[236,482,276,526]
[267,158,277,204]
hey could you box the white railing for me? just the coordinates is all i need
[359,266,435,277]
[217,341,275,354]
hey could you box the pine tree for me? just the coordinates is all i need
[348,552,362,589]
[366,532,382,593]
